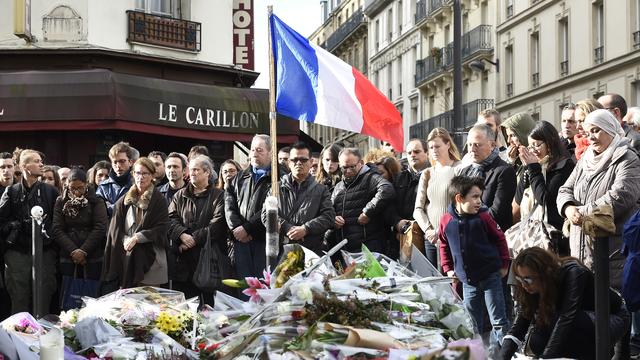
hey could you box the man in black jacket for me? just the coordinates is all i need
[225,134,281,279]
[328,147,394,254]
[387,139,429,260]
[0,149,59,315]
[262,142,334,255]
[459,124,517,232]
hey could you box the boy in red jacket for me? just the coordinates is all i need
[439,176,511,355]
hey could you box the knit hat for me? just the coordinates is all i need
[502,112,536,146]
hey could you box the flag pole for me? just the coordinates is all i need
[267,5,279,198]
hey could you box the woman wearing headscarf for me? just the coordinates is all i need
[102,157,169,290]
[501,112,537,180]
[557,109,640,290]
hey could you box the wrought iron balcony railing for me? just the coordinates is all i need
[409,99,494,139]
[594,46,604,64]
[127,10,201,52]
[326,9,366,51]
[415,0,427,24]
[428,0,445,16]
[634,31,640,49]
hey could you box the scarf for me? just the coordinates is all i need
[252,166,269,183]
[581,135,629,175]
[109,168,132,187]
[62,191,88,218]
[458,147,500,179]
[574,134,590,160]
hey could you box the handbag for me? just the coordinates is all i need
[193,228,232,293]
[60,266,100,310]
[398,221,425,263]
[505,200,563,258]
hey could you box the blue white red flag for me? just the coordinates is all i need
[270,13,404,151]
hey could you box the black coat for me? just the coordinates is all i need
[515,158,575,230]
[52,191,108,264]
[168,185,227,282]
[386,168,423,226]
[225,167,283,241]
[482,156,517,231]
[261,174,335,254]
[0,180,59,253]
[326,165,395,253]
[500,261,627,359]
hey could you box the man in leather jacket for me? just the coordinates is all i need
[225,134,282,279]
[97,142,137,217]
[262,142,334,255]
[0,149,59,315]
[327,147,394,254]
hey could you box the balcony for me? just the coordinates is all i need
[634,30,640,49]
[594,46,604,64]
[415,25,493,87]
[415,0,427,25]
[560,60,569,76]
[506,83,513,97]
[414,56,441,86]
[127,10,201,52]
[326,9,366,52]
[409,98,494,139]
[428,0,446,17]
[532,72,539,88]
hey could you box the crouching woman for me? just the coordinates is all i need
[499,247,629,359]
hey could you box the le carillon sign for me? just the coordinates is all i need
[0,69,298,136]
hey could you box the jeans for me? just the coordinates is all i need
[462,271,509,349]
[424,241,438,269]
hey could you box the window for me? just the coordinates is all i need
[559,17,569,76]
[505,45,513,97]
[397,58,403,96]
[593,1,604,64]
[635,0,640,48]
[387,64,393,99]
[375,20,380,50]
[531,31,539,87]
[506,0,513,18]
[398,0,403,33]
[136,0,176,17]
[387,8,393,42]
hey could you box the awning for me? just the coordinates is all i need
[0,69,300,142]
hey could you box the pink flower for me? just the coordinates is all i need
[261,266,272,287]
[242,287,262,303]
[245,277,267,290]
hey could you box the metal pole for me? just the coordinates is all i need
[594,236,610,360]
[31,206,44,318]
[453,0,462,132]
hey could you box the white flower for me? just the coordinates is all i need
[213,314,229,327]
[294,284,313,303]
[236,356,251,360]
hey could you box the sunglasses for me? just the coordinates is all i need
[515,275,535,286]
[290,157,309,164]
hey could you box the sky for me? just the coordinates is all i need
[252,1,321,89]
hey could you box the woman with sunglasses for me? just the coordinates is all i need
[512,121,574,252]
[52,169,108,307]
[499,247,629,359]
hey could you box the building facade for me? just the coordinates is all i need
[0,0,298,168]
[410,0,498,149]
[495,0,640,127]
[307,0,372,153]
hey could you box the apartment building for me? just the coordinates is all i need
[495,0,640,127]
[411,0,498,149]
[307,0,371,153]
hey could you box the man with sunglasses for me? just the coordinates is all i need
[262,142,334,255]
[326,147,394,254]
[97,142,138,218]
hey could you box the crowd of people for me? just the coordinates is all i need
[0,92,640,358]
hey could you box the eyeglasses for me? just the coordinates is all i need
[515,275,535,286]
[290,157,310,164]
[340,164,359,171]
[68,185,86,192]
[133,171,152,178]
[528,141,545,150]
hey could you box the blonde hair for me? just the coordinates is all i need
[19,149,42,168]
[363,148,394,164]
[575,99,603,116]
[426,127,461,165]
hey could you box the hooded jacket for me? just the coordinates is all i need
[97,169,133,217]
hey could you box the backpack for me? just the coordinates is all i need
[622,209,640,311]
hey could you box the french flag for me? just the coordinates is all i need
[270,14,404,151]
